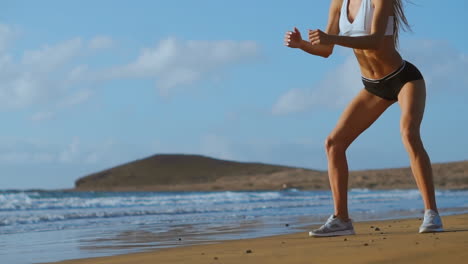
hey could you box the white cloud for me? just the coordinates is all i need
[1,28,260,117]
[31,111,55,122]
[66,65,90,82]
[29,88,93,122]
[0,140,58,164]
[57,89,93,108]
[88,35,113,50]
[59,137,80,163]
[401,39,468,90]
[0,138,119,165]
[271,88,315,115]
[273,55,361,115]
[273,39,468,115]
[200,134,237,161]
[107,37,260,96]
[0,29,112,122]
[21,38,83,72]
[0,24,17,52]
[0,150,55,164]
[83,139,117,164]
[0,36,90,110]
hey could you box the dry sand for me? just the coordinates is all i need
[47,213,468,264]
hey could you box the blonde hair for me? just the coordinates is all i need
[393,0,412,47]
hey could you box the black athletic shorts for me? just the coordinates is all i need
[361,61,423,101]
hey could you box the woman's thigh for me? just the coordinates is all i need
[328,89,395,148]
[397,79,426,133]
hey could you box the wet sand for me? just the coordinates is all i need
[46,213,468,264]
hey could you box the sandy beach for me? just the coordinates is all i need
[46,213,468,264]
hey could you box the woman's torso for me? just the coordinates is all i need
[340,0,403,79]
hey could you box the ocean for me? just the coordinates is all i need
[1,189,467,264]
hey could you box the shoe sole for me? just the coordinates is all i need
[419,227,444,233]
[309,229,356,237]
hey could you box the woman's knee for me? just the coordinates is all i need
[324,134,348,154]
[400,126,422,148]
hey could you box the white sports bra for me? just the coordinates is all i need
[339,0,394,37]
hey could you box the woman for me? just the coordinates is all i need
[284,0,443,237]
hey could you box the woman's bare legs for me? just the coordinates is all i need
[326,89,395,220]
[397,80,438,211]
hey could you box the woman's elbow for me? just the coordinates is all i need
[321,52,332,58]
[321,46,334,58]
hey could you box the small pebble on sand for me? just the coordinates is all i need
[364,243,369,246]
[246,249,253,254]
[375,227,380,231]
[344,238,347,241]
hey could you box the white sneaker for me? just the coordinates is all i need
[309,215,355,237]
[419,209,444,233]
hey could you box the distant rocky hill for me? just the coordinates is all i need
[74,154,468,191]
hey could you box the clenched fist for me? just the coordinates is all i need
[284,27,303,48]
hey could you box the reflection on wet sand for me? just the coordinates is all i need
[78,219,273,253]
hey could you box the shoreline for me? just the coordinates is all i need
[45,213,468,264]
[4,186,467,193]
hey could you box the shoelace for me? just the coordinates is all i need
[317,217,336,231]
[423,212,437,225]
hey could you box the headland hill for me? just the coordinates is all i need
[73,154,468,191]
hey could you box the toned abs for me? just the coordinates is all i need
[354,36,403,79]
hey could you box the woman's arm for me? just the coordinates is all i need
[308,0,393,50]
[285,29,333,58]
[284,0,341,58]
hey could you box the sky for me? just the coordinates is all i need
[0,0,467,189]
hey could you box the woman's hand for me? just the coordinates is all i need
[284,27,303,48]
[308,29,332,45]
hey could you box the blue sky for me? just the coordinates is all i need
[1,0,467,189]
